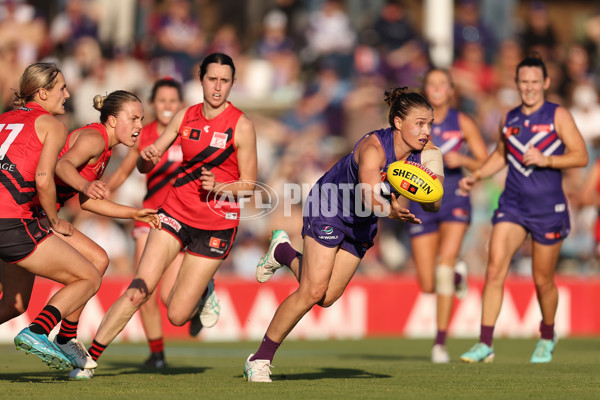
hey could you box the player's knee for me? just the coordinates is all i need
[81,266,102,294]
[166,309,187,327]
[318,295,339,308]
[126,279,154,307]
[533,275,555,292]
[435,264,454,295]
[485,264,505,285]
[91,249,110,275]
[300,285,327,307]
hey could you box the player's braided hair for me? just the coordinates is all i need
[384,86,432,128]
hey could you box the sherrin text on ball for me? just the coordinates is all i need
[386,160,443,203]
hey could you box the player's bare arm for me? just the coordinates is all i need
[138,107,186,173]
[56,128,107,199]
[35,115,73,236]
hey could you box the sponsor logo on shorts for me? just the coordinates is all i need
[318,225,338,240]
[409,225,424,234]
[545,231,562,240]
[321,226,334,234]
[209,237,228,254]
[452,208,469,219]
[159,213,181,232]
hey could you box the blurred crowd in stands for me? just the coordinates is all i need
[3,0,600,278]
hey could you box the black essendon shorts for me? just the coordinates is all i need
[0,218,52,263]
[158,208,237,259]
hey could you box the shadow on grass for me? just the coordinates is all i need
[0,364,210,382]
[100,360,211,376]
[238,367,392,381]
[0,372,70,383]
[341,354,430,362]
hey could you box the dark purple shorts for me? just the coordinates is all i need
[301,216,375,259]
[408,189,472,237]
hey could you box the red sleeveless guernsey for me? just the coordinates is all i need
[161,102,242,229]
[0,102,50,218]
[139,120,183,210]
[55,122,112,206]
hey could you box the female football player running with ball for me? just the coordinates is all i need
[244,87,444,382]
[409,68,488,363]
[459,53,588,364]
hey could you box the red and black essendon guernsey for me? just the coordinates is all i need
[55,122,112,207]
[161,102,242,230]
[139,120,182,209]
[0,102,50,218]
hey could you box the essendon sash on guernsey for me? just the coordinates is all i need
[161,102,243,230]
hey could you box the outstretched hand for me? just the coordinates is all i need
[139,144,162,165]
[389,193,422,224]
[134,208,161,229]
[458,175,477,196]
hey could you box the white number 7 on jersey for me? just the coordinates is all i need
[0,123,24,160]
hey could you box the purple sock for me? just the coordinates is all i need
[540,321,555,340]
[274,242,300,267]
[435,330,447,346]
[454,271,462,286]
[480,325,494,347]
[250,335,280,363]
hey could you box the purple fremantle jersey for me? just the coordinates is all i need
[500,101,566,216]
[304,127,421,228]
[428,109,463,196]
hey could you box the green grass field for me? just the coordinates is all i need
[1,338,599,399]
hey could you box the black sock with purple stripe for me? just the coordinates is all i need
[29,305,62,335]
